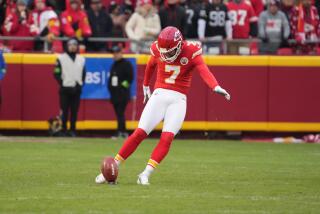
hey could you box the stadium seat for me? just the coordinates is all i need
[250,41,259,55]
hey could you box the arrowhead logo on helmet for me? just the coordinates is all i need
[157,26,183,63]
[174,31,182,42]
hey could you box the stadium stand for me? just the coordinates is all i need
[0,0,319,54]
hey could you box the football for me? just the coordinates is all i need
[101,157,118,184]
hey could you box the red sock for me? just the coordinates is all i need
[150,132,175,165]
[116,128,147,161]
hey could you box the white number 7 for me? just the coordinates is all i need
[165,65,180,84]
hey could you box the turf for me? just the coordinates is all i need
[0,137,319,214]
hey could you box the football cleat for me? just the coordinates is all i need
[137,173,150,185]
[95,173,106,184]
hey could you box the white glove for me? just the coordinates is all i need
[143,85,152,104]
[214,85,231,101]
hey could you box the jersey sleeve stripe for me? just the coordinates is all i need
[150,47,155,56]
[192,48,202,59]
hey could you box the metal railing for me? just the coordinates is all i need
[1,36,319,55]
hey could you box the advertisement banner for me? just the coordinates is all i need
[81,57,137,99]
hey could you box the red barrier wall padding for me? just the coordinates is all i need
[0,64,22,120]
[207,66,268,122]
[22,64,60,120]
[269,67,320,122]
[1,61,320,129]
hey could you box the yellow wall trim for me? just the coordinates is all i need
[0,120,319,132]
[4,54,320,67]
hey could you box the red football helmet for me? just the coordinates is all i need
[157,26,183,63]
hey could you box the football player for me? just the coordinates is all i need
[96,26,230,185]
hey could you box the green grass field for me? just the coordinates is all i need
[0,137,320,213]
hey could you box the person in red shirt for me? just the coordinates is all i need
[28,0,60,51]
[290,0,320,54]
[2,0,34,51]
[61,0,92,40]
[95,26,231,185]
[227,0,258,54]
[5,0,17,16]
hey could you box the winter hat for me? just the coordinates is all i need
[268,0,280,6]
[17,0,27,5]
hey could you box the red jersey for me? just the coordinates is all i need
[143,41,219,95]
[227,1,257,38]
[248,0,263,16]
[28,7,60,36]
[60,9,92,38]
[2,11,34,51]
[290,5,320,40]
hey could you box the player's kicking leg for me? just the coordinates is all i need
[95,89,167,184]
[137,90,187,185]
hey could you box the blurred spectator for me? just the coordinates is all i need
[2,0,34,51]
[258,0,290,54]
[154,0,164,8]
[181,0,201,39]
[125,0,161,53]
[122,0,135,15]
[249,0,264,16]
[280,0,295,21]
[84,0,137,10]
[290,0,320,54]
[227,0,258,54]
[28,0,60,51]
[198,0,232,54]
[108,45,133,139]
[50,0,66,13]
[159,0,187,35]
[109,2,128,46]
[316,0,320,15]
[27,0,65,13]
[86,0,113,52]
[54,38,86,137]
[5,0,17,16]
[61,0,92,42]
[0,0,6,28]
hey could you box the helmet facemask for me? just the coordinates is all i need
[158,41,182,63]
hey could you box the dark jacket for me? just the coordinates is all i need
[159,4,187,36]
[108,58,133,103]
[86,8,113,52]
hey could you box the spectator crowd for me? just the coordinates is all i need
[0,0,320,54]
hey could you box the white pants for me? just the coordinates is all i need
[138,88,187,135]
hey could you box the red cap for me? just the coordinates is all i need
[137,0,152,6]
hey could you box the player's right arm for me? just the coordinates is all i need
[142,49,158,103]
[142,56,157,103]
[143,55,157,87]
[193,55,231,100]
